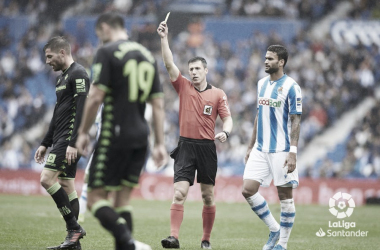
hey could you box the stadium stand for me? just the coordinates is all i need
[0,0,379,180]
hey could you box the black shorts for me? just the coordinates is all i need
[87,144,148,191]
[44,142,81,179]
[170,136,217,186]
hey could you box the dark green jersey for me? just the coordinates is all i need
[41,62,90,148]
[91,40,163,148]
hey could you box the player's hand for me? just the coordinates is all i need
[157,21,168,38]
[34,146,47,164]
[76,133,90,157]
[245,148,252,165]
[215,132,228,143]
[66,146,78,166]
[284,152,297,173]
[152,144,168,168]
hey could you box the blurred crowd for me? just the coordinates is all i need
[312,100,380,179]
[1,0,380,179]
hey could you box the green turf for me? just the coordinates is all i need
[0,195,378,249]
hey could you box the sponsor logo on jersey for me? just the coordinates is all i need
[203,105,213,115]
[56,85,66,92]
[258,97,281,108]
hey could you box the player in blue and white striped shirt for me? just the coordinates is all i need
[242,45,302,250]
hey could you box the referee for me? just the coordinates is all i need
[157,21,233,249]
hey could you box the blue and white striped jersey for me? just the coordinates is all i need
[254,74,302,153]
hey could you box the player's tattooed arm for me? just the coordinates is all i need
[285,114,301,173]
[289,114,301,145]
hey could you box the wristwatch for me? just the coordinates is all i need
[223,131,230,139]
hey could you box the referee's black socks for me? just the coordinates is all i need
[47,183,80,230]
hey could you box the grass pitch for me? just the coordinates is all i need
[0,195,378,250]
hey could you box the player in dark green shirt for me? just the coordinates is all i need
[76,13,167,250]
[34,36,88,250]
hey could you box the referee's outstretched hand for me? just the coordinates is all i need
[157,21,168,38]
[215,132,228,143]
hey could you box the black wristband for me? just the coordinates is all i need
[223,131,230,138]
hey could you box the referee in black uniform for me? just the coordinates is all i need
[34,36,88,250]
[76,13,167,250]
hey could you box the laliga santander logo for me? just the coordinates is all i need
[329,192,355,219]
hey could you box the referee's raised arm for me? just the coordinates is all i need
[157,21,180,82]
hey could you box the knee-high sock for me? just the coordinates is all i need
[47,183,79,230]
[68,191,79,220]
[92,200,133,247]
[202,205,215,242]
[170,204,184,239]
[79,183,88,216]
[278,199,296,249]
[246,192,280,232]
[115,205,133,233]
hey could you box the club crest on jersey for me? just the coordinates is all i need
[203,105,213,115]
[278,87,283,94]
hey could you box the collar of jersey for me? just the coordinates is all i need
[194,83,212,93]
[61,62,75,76]
[269,73,287,85]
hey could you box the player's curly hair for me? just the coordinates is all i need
[267,45,288,68]
[43,36,71,54]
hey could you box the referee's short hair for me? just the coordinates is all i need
[188,56,207,69]
[267,45,288,67]
[96,12,124,29]
[43,36,71,55]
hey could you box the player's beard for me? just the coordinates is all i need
[265,66,279,74]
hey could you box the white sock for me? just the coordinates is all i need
[278,199,296,249]
[79,183,88,215]
[246,193,280,232]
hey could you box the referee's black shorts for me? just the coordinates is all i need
[170,136,217,186]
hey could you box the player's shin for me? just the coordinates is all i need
[47,183,80,230]
[92,200,133,247]
[116,205,133,233]
[246,192,280,232]
[69,191,79,220]
[278,199,295,249]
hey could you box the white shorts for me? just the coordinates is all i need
[243,148,299,188]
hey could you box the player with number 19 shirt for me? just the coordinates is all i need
[76,13,166,250]
[91,41,162,150]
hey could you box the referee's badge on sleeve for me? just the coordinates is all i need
[203,105,213,115]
